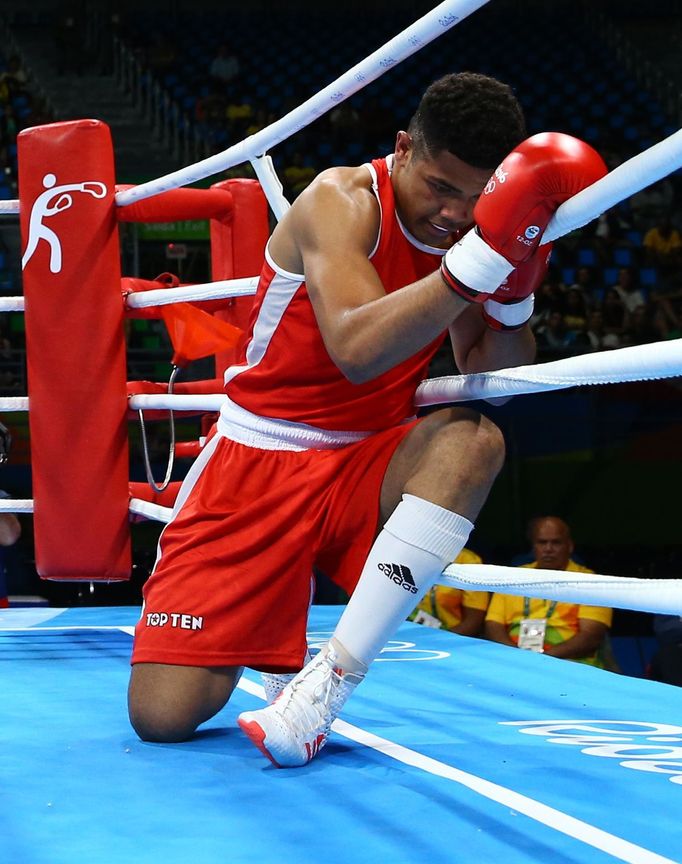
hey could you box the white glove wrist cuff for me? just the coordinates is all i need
[484,294,534,328]
[444,229,515,295]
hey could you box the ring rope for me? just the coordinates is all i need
[2,495,678,615]
[0,278,259,315]
[544,128,682,244]
[0,296,25,312]
[114,0,490,208]
[441,564,682,615]
[0,498,33,513]
[124,277,258,309]
[128,393,224,412]
[415,338,682,406]
[2,338,680,416]
[0,397,28,411]
[6,126,679,233]
[129,497,173,522]
[249,154,291,221]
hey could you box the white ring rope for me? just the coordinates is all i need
[0,397,28,411]
[0,498,33,513]
[124,277,257,309]
[441,564,682,615]
[249,154,291,221]
[5,489,677,614]
[0,296,25,312]
[128,393,224,412]
[121,338,682,413]
[2,334,676,414]
[415,338,682,406]
[0,199,19,215]
[0,279,258,314]
[129,497,173,522]
[115,0,490,208]
[2,496,172,523]
[544,128,682,244]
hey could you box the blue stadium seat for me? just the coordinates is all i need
[613,248,633,267]
[639,267,658,287]
[577,248,597,266]
[603,267,619,286]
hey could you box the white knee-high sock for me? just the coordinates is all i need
[332,494,473,671]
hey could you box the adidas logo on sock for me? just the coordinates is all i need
[378,562,418,594]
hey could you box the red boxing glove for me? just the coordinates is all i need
[482,243,553,331]
[441,133,607,302]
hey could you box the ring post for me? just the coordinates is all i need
[19,119,131,581]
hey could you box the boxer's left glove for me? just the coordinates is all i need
[481,243,553,331]
[440,132,607,304]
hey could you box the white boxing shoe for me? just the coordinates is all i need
[260,648,312,704]
[239,642,364,767]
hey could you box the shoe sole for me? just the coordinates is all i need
[237,717,283,768]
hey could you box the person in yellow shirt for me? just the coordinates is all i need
[410,547,488,636]
[485,516,612,667]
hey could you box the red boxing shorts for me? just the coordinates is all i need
[131,421,417,672]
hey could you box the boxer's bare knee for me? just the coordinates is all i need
[382,407,505,519]
[128,663,240,743]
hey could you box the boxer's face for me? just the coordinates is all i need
[392,131,492,248]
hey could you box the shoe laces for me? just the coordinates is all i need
[278,650,356,740]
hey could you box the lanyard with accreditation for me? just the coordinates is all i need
[517,597,558,652]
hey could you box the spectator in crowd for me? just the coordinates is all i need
[611,266,647,314]
[624,303,668,345]
[485,516,613,667]
[650,283,682,339]
[282,151,318,199]
[585,308,606,351]
[208,43,240,93]
[568,264,602,300]
[225,98,254,139]
[600,288,629,347]
[529,277,564,333]
[535,310,576,356]
[0,55,28,96]
[589,211,630,266]
[562,286,590,336]
[643,215,682,277]
[410,547,488,635]
[245,107,276,138]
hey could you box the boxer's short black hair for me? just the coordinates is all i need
[408,72,526,169]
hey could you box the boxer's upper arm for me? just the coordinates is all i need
[292,175,386,373]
